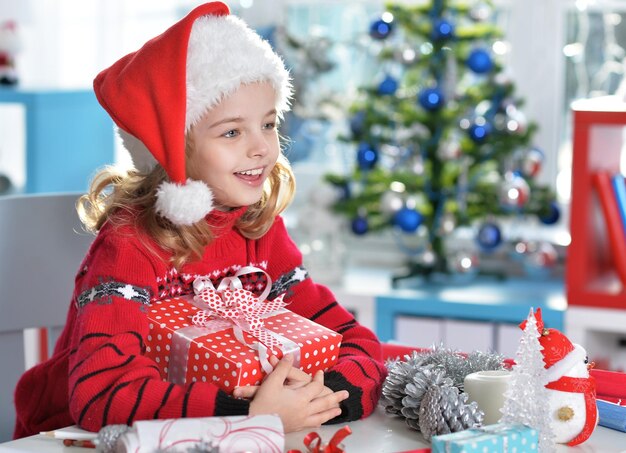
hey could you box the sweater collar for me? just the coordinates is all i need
[206,206,248,234]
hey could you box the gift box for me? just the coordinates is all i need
[110,414,284,452]
[431,424,538,453]
[145,267,342,393]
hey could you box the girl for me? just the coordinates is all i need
[13,1,386,438]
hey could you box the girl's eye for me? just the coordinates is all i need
[263,122,276,130]
[223,129,239,138]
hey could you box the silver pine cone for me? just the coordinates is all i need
[400,367,450,430]
[418,383,484,441]
[381,351,430,415]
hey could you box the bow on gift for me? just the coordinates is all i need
[287,426,352,453]
[191,266,288,373]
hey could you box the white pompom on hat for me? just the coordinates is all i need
[93,2,292,225]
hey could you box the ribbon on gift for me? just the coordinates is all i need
[168,266,301,384]
[287,426,352,453]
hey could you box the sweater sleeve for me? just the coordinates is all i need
[261,217,387,423]
[68,231,249,432]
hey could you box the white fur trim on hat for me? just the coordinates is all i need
[155,179,214,226]
[118,129,157,173]
[544,344,588,384]
[185,14,292,130]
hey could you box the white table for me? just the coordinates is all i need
[0,408,624,452]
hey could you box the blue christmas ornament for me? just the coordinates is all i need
[370,18,393,40]
[393,207,423,233]
[418,87,445,111]
[539,201,561,225]
[468,121,492,143]
[378,75,398,95]
[349,110,366,137]
[477,221,502,251]
[356,143,378,170]
[351,215,369,235]
[432,18,455,41]
[467,48,493,74]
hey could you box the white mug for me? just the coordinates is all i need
[464,370,512,425]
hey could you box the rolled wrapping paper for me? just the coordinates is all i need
[463,370,512,425]
[114,414,284,453]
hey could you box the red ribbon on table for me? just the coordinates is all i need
[287,426,352,453]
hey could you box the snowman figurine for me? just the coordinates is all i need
[523,308,598,446]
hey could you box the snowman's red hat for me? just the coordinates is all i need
[520,308,587,383]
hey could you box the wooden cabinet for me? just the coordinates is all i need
[567,96,626,309]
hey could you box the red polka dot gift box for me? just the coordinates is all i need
[144,267,342,394]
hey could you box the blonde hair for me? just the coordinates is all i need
[78,139,295,269]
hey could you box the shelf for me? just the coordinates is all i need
[567,95,626,309]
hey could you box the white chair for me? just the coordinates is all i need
[0,193,94,442]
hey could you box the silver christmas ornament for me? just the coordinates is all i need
[420,248,437,267]
[409,154,425,176]
[448,250,479,277]
[438,212,456,235]
[380,189,405,215]
[521,147,544,178]
[97,424,130,453]
[437,138,462,161]
[500,173,530,209]
[524,241,558,278]
[469,2,491,21]
[395,44,419,65]
[510,239,532,261]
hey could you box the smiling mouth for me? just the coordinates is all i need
[235,168,263,176]
[234,167,264,182]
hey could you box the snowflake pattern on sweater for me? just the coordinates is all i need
[76,279,151,309]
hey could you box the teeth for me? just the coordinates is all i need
[237,168,262,176]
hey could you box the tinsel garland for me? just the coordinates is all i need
[381,345,506,441]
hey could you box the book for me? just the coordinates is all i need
[597,399,626,432]
[592,171,626,286]
[611,173,626,235]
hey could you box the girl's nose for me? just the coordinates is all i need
[247,132,269,158]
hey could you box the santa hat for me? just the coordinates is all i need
[520,308,587,383]
[93,2,292,225]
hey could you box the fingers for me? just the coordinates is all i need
[284,390,348,432]
[302,406,344,429]
[263,354,294,384]
[232,385,258,399]
[269,355,280,367]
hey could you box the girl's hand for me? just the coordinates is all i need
[247,355,349,432]
[233,355,333,399]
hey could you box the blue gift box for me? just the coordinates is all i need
[431,424,539,453]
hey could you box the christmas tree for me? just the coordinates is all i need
[500,309,555,452]
[325,0,559,281]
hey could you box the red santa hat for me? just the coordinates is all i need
[520,308,587,383]
[93,2,292,225]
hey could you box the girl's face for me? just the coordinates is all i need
[188,81,280,209]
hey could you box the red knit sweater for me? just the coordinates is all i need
[13,208,386,438]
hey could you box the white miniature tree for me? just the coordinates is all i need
[500,308,555,452]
